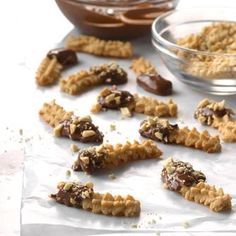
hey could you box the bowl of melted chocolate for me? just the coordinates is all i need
[55,0,179,39]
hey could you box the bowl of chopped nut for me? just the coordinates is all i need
[152,8,236,95]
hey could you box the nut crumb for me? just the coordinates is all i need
[182,221,190,228]
[19,129,23,135]
[108,173,116,180]
[110,124,116,131]
[120,107,132,117]
[131,224,138,228]
[70,144,79,153]
[66,170,71,177]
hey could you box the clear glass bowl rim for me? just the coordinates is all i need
[152,8,236,58]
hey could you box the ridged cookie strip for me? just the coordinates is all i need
[91,87,177,117]
[36,57,63,86]
[139,117,221,153]
[72,140,162,174]
[60,71,102,95]
[130,57,157,75]
[161,158,231,212]
[218,121,236,142]
[134,95,177,117]
[50,181,141,217]
[39,100,103,143]
[39,100,73,128]
[180,182,232,212]
[66,35,133,58]
[60,62,128,95]
[194,98,234,128]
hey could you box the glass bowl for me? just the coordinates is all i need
[152,8,236,95]
[55,0,179,39]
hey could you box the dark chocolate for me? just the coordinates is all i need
[47,48,78,66]
[139,118,178,144]
[90,62,128,85]
[72,147,107,173]
[98,89,134,110]
[161,159,206,191]
[50,182,93,207]
[137,74,172,96]
[60,118,103,143]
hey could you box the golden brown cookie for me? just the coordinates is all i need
[66,35,133,58]
[161,158,231,212]
[50,181,140,217]
[139,117,221,153]
[72,140,162,174]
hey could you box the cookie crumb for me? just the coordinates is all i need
[182,221,190,228]
[131,224,138,228]
[120,107,132,117]
[19,129,23,135]
[110,124,116,131]
[66,170,71,177]
[70,144,80,153]
[108,173,116,180]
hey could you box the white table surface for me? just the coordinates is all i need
[1,0,236,236]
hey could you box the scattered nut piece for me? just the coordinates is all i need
[108,173,116,180]
[120,107,132,117]
[110,124,116,131]
[70,144,80,153]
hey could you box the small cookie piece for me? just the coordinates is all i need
[91,87,177,117]
[66,35,133,58]
[139,117,221,153]
[161,158,232,212]
[194,98,234,128]
[60,62,128,95]
[50,181,141,217]
[130,57,157,75]
[36,57,63,86]
[72,140,162,174]
[39,100,103,143]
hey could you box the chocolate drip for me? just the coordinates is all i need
[137,74,172,96]
[47,48,78,66]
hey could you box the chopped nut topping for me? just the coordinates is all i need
[97,87,134,110]
[82,130,97,138]
[70,144,80,153]
[161,158,206,191]
[59,118,103,143]
[72,147,107,173]
[120,107,132,117]
[53,124,63,137]
[90,62,128,85]
[194,98,234,126]
[50,181,94,207]
[139,117,178,144]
